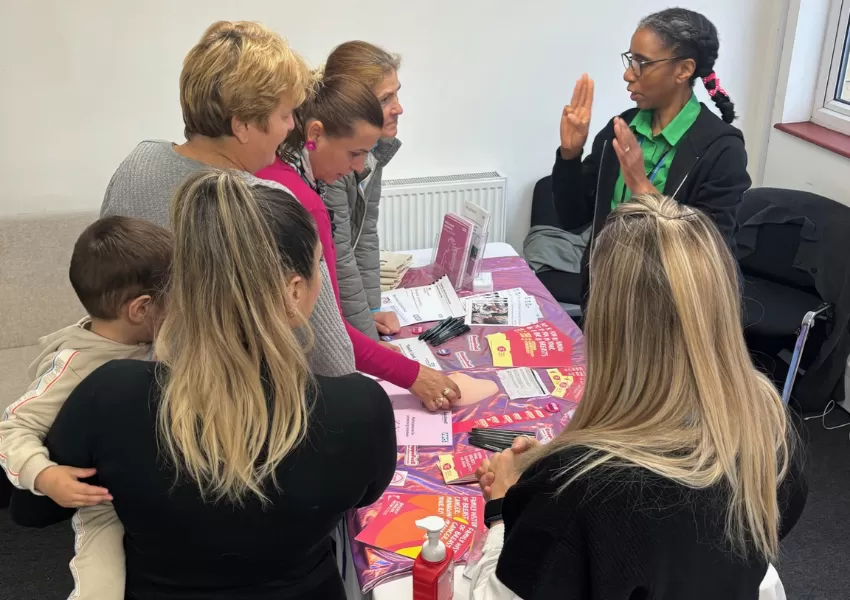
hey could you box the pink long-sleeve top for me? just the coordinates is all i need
[256,158,420,389]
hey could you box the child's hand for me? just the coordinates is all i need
[34,465,113,508]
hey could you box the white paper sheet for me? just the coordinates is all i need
[497,367,549,400]
[380,275,466,326]
[389,338,442,370]
[393,409,453,446]
[464,288,542,327]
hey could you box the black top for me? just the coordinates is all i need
[11,360,397,600]
[496,445,807,600]
[552,105,751,306]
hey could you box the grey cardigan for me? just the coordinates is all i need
[100,140,356,377]
[323,138,401,338]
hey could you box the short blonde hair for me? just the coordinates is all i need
[324,41,401,90]
[180,21,311,139]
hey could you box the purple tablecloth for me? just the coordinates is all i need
[347,256,585,593]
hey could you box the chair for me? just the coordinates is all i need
[524,176,585,322]
[736,188,844,411]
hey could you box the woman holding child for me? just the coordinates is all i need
[14,171,398,599]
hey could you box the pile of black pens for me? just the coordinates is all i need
[468,428,534,452]
[419,316,470,347]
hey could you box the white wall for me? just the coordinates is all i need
[0,0,778,248]
[760,0,850,204]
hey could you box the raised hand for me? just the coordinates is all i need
[612,117,657,197]
[560,74,595,160]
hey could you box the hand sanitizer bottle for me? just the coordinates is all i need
[412,516,455,600]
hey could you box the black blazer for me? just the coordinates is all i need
[553,103,751,247]
[552,104,751,305]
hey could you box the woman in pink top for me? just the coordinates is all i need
[257,74,460,412]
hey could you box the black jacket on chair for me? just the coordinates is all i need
[552,104,751,305]
[737,188,850,410]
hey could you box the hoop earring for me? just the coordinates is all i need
[305,140,317,152]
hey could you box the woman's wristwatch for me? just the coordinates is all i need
[484,498,504,529]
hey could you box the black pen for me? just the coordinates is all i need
[431,324,470,347]
[468,438,504,453]
[471,428,532,438]
[422,317,462,342]
[419,317,451,341]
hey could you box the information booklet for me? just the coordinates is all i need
[433,213,474,288]
[437,449,489,484]
[380,275,466,326]
[546,365,586,402]
[355,493,484,559]
[460,201,491,288]
[486,321,574,368]
[464,288,542,327]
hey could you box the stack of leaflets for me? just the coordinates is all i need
[355,493,484,559]
[460,201,491,288]
[380,251,413,292]
[431,201,492,291]
[464,288,542,327]
[433,213,474,288]
[437,449,489,484]
[380,275,466,326]
[486,321,574,368]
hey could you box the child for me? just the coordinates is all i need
[0,215,172,600]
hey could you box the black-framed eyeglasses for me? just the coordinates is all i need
[621,51,684,77]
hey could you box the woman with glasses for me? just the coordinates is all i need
[550,7,750,306]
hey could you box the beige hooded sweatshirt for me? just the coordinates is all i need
[0,317,151,492]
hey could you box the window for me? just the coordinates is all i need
[813,0,850,135]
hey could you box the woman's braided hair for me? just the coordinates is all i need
[640,8,736,123]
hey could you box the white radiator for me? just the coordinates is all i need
[377,171,507,251]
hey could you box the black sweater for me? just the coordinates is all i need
[496,445,807,600]
[552,105,751,305]
[11,360,397,600]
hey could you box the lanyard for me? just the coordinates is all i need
[639,135,673,184]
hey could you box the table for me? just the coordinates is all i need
[346,242,584,599]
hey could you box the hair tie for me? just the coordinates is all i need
[702,72,728,98]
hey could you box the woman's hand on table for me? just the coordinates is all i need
[409,366,461,412]
[612,117,658,197]
[373,311,401,335]
[379,341,403,354]
[476,436,540,501]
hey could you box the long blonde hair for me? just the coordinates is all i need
[527,194,791,561]
[156,170,315,504]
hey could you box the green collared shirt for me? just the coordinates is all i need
[611,94,701,209]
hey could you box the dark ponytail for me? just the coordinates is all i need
[639,8,736,123]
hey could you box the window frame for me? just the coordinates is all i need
[813,0,850,134]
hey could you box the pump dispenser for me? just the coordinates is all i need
[412,516,454,600]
